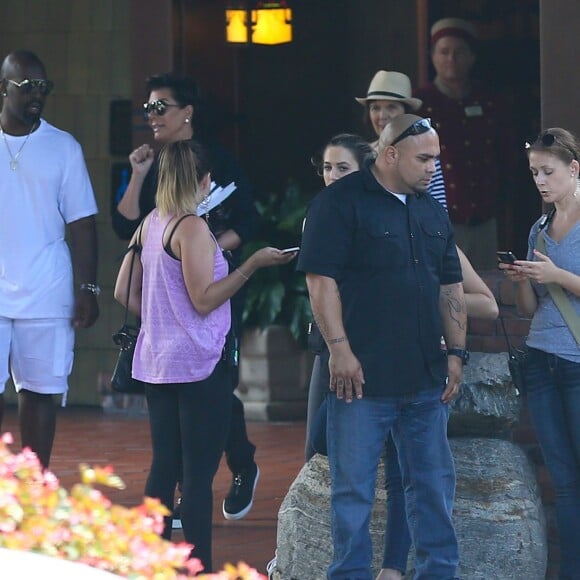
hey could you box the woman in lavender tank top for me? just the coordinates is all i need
[114,141,296,573]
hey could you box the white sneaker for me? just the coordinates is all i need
[266,550,277,579]
[172,497,182,529]
[172,517,182,530]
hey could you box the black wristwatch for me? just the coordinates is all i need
[447,348,469,365]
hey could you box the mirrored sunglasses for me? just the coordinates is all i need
[390,117,432,146]
[142,99,181,118]
[7,78,54,96]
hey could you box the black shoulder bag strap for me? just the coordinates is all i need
[122,221,144,326]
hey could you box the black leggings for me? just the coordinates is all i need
[144,361,231,573]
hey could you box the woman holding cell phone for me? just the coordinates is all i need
[114,141,294,573]
[499,128,580,578]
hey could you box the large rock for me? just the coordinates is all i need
[448,352,521,437]
[275,439,546,580]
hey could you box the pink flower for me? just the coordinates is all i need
[0,432,262,577]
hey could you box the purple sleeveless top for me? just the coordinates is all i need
[133,210,231,383]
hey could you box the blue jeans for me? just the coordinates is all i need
[525,348,580,580]
[309,398,412,573]
[383,433,412,573]
[326,387,458,580]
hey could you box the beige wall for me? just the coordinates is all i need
[0,0,132,404]
[539,0,580,134]
[1,0,578,405]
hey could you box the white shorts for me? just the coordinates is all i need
[0,317,74,398]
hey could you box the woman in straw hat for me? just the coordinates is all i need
[355,70,447,211]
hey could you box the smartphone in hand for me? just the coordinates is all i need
[496,251,518,264]
[281,247,300,254]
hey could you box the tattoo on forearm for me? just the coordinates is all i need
[313,313,331,342]
[311,287,343,343]
[441,285,466,331]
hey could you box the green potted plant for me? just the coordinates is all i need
[238,182,314,421]
[241,180,312,346]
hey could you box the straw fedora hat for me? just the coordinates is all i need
[355,70,422,111]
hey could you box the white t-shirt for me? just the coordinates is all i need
[0,119,98,318]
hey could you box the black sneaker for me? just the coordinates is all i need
[222,463,260,520]
[172,496,182,530]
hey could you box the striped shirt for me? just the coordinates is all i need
[429,159,448,211]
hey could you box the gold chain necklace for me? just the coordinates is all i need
[0,121,36,170]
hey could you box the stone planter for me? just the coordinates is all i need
[276,441,547,580]
[238,325,313,421]
[272,353,548,579]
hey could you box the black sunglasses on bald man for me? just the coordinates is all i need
[390,117,432,147]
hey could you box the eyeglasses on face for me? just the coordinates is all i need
[525,132,578,160]
[390,117,432,146]
[142,99,181,118]
[6,78,54,97]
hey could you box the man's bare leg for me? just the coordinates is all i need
[18,389,56,469]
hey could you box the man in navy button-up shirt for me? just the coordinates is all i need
[298,115,466,579]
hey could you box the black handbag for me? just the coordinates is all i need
[111,223,145,394]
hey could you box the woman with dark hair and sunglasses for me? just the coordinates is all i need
[111,73,263,524]
[299,129,497,580]
[500,128,580,579]
[114,140,294,573]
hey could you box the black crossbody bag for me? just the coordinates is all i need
[111,222,145,394]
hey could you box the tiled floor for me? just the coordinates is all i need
[2,407,559,579]
[1,407,306,575]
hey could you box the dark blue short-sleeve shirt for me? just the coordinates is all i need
[297,162,462,396]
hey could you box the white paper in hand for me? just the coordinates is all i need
[196,181,237,216]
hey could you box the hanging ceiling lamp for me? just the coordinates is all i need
[225,1,292,45]
[225,6,249,43]
[251,1,292,45]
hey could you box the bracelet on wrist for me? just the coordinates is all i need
[79,283,101,296]
[236,268,250,281]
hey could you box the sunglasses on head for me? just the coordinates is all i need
[142,99,181,118]
[6,78,54,97]
[525,132,578,160]
[390,117,432,146]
